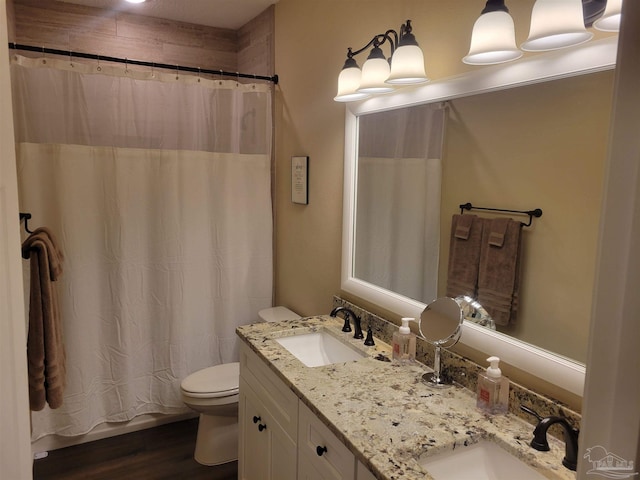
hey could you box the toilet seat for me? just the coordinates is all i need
[181,362,239,399]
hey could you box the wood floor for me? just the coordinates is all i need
[33,418,238,480]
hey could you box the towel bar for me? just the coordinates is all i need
[459,202,542,227]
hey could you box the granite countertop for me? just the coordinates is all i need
[237,315,576,480]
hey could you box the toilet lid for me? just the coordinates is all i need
[181,362,239,398]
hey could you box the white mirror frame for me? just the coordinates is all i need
[342,36,618,397]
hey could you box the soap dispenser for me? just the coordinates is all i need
[476,356,509,415]
[392,318,416,365]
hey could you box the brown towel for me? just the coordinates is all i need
[22,227,66,411]
[446,214,484,298]
[477,218,522,326]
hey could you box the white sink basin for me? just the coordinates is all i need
[275,330,367,367]
[418,440,547,480]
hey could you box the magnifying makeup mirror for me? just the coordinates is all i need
[418,297,463,388]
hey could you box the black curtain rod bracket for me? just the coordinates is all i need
[459,202,542,227]
[9,43,279,85]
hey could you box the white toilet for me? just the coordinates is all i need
[180,306,300,466]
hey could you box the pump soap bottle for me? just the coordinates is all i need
[476,356,509,414]
[392,317,416,365]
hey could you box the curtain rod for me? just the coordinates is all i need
[8,43,279,85]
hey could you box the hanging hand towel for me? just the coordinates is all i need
[477,218,522,326]
[22,227,66,411]
[446,214,484,299]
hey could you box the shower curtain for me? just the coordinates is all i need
[11,55,273,439]
[355,103,446,304]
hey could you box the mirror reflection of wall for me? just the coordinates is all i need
[354,70,614,364]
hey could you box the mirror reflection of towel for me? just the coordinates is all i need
[477,218,522,326]
[22,227,66,411]
[446,214,484,298]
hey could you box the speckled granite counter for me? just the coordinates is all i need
[237,315,577,480]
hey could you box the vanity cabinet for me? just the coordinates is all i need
[238,344,298,480]
[239,342,378,480]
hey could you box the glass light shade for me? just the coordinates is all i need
[386,45,429,84]
[521,0,593,51]
[357,58,394,94]
[463,11,523,65]
[593,0,622,31]
[334,67,369,102]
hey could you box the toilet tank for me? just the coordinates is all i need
[258,306,301,323]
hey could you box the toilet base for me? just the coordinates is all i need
[194,411,238,466]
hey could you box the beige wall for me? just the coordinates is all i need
[273,0,616,400]
[1,1,32,476]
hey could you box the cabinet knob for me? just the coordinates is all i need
[253,415,267,431]
[316,445,328,457]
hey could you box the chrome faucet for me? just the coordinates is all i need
[520,405,580,471]
[329,306,364,339]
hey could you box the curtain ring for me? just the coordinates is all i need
[175,65,179,80]
[219,69,223,85]
[69,50,73,67]
[124,58,129,74]
[236,72,239,87]
[42,46,46,65]
[197,67,201,83]
[150,62,155,78]
[96,55,102,72]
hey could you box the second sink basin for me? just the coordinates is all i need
[275,329,367,367]
[418,440,547,480]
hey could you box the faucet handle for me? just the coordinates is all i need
[364,325,375,346]
[341,316,352,332]
[520,404,544,421]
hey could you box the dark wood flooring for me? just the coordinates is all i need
[33,418,238,480]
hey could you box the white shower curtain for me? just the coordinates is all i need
[355,103,446,304]
[11,55,273,439]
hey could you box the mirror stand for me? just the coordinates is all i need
[422,343,449,388]
[422,332,462,389]
[418,297,463,389]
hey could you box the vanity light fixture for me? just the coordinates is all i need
[593,0,622,31]
[125,0,147,4]
[334,20,428,102]
[463,0,523,65]
[521,0,593,51]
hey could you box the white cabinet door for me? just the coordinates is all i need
[298,401,356,480]
[239,379,297,480]
[356,461,377,480]
[238,385,269,480]
[239,344,298,480]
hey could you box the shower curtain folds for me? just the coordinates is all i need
[11,55,273,440]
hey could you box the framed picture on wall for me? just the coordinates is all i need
[291,156,309,205]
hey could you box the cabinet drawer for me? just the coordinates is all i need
[239,342,298,440]
[298,401,355,480]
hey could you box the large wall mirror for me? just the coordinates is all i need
[342,37,618,397]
